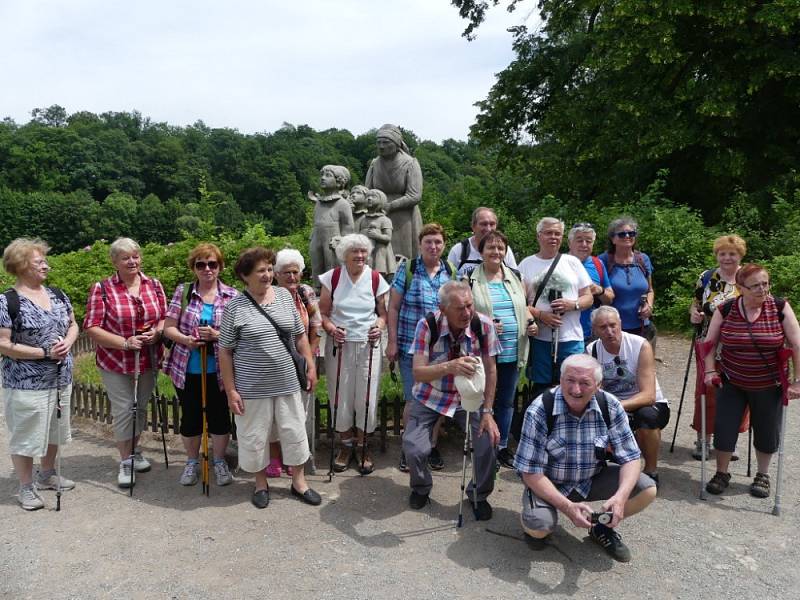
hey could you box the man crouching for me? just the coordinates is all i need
[514,354,656,562]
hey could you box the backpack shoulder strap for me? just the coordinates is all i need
[775,297,786,322]
[591,256,603,280]
[720,297,736,319]
[297,285,308,306]
[405,257,419,290]
[425,311,439,355]
[180,282,194,314]
[445,260,457,279]
[371,269,379,296]
[470,314,484,351]
[330,266,342,301]
[634,251,649,278]
[700,268,715,289]
[459,238,471,266]
[3,288,20,339]
[49,286,67,305]
[542,389,556,434]
[591,341,598,359]
[595,390,612,429]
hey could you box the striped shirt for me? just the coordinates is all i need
[513,386,641,498]
[720,297,786,390]
[218,287,305,400]
[82,272,167,374]
[487,281,518,363]
[409,311,501,417]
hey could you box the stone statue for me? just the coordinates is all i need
[365,124,423,261]
[309,165,354,284]
[349,184,369,232]
[359,189,396,277]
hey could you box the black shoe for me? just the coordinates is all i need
[472,499,493,521]
[291,485,322,506]
[409,491,429,510]
[497,447,516,469]
[398,452,408,473]
[251,488,270,509]
[590,523,631,562]
[524,533,551,551]
[428,447,444,470]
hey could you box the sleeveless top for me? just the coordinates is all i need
[720,297,785,390]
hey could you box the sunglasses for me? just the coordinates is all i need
[194,261,219,271]
[611,355,625,377]
[614,231,637,239]
[572,222,594,230]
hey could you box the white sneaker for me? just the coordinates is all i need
[214,460,233,486]
[133,451,151,473]
[118,461,134,488]
[35,470,76,491]
[18,485,44,511]
[180,462,199,486]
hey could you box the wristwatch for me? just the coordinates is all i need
[479,406,494,416]
[574,300,580,311]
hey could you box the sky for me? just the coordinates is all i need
[0,1,539,143]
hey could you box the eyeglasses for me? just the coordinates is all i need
[571,222,594,230]
[614,231,637,239]
[740,281,770,291]
[32,259,49,268]
[194,261,219,271]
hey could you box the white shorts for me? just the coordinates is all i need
[4,385,72,457]
[324,337,380,434]
[235,392,310,472]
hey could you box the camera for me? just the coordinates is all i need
[548,289,563,314]
[590,511,613,525]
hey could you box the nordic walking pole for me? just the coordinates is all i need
[130,349,140,496]
[55,360,63,512]
[548,289,562,385]
[670,328,697,452]
[200,342,210,496]
[150,343,169,469]
[457,411,471,528]
[470,414,478,516]
[746,428,753,477]
[328,332,344,482]
[360,339,377,475]
[773,347,792,517]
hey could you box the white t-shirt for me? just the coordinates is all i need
[319,266,390,341]
[587,332,667,404]
[447,237,518,279]
[517,253,591,343]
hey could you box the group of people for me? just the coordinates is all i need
[2,210,798,565]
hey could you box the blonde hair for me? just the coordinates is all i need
[712,234,746,258]
[2,238,50,277]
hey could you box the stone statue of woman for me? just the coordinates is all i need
[364,124,423,261]
[309,165,354,285]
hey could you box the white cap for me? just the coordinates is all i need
[454,358,485,412]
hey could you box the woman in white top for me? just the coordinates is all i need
[319,234,390,474]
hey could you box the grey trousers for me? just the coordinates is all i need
[403,401,496,501]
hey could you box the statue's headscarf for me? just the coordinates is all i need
[376,124,410,154]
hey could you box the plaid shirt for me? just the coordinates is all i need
[161,281,238,390]
[409,311,500,417]
[514,386,641,498]
[83,272,167,374]
[392,258,454,354]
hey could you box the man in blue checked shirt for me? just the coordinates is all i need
[514,354,656,562]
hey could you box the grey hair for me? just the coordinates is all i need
[568,224,597,243]
[607,216,639,253]
[275,248,305,273]
[536,217,565,235]
[561,353,603,385]
[335,233,373,263]
[590,305,621,326]
[438,280,472,308]
[471,207,497,226]
[109,237,141,261]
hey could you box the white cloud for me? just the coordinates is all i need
[0,0,537,141]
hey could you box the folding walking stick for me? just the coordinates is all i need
[457,411,472,528]
[670,328,697,453]
[695,338,718,500]
[149,343,169,469]
[328,337,344,481]
[55,361,63,512]
[773,347,793,517]
[200,342,210,496]
[359,340,377,475]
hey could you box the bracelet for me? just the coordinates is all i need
[42,346,50,360]
[123,339,129,351]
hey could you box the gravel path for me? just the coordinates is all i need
[1,334,798,599]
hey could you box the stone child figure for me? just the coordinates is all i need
[365,124,423,261]
[309,165,355,285]
[359,189,396,277]
[349,185,370,231]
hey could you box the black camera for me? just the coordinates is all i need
[590,511,613,525]
[548,289,563,314]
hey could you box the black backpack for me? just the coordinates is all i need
[424,311,484,356]
[540,388,611,434]
[3,287,67,342]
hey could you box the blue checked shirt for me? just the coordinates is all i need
[392,258,454,354]
[513,386,641,498]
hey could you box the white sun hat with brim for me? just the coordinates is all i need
[454,357,485,412]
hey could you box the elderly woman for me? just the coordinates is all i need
[688,234,748,460]
[703,263,800,497]
[83,237,167,488]
[162,243,237,487]
[599,217,656,350]
[467,231,536,469]
[319,233,390,474]
[388,223,454,471]
[218,247,319,508]
[567,223,614,343]
[0,238,79,510]
[265,248,322,478]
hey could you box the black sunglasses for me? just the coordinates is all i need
[614,230,637,239]
[612,355,624,377]
[194,261,219,270]
[572,222,594,230]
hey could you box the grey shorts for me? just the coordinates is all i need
[521,464,656,533]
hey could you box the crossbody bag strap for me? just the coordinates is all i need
[740,298,782,385]
[243,290,291,342]
[531,253,562,308]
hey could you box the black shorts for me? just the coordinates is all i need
[177,373,231,437]
[629,402,670,430]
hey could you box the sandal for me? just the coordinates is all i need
[750,472,770,498]
[333,446,353,472]
[356,448,374,475]
[705,471,731,495]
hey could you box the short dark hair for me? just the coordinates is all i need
[477,230,508,254]
[234,247,275,281]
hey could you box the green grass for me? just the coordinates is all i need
[74,352,177,397]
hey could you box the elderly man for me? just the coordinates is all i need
[587,306,670,485]
[567,223,614,343]
[447,207,518,278]
[403,280,500,519]
[514,354,657,562]
[518,218,593,398]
